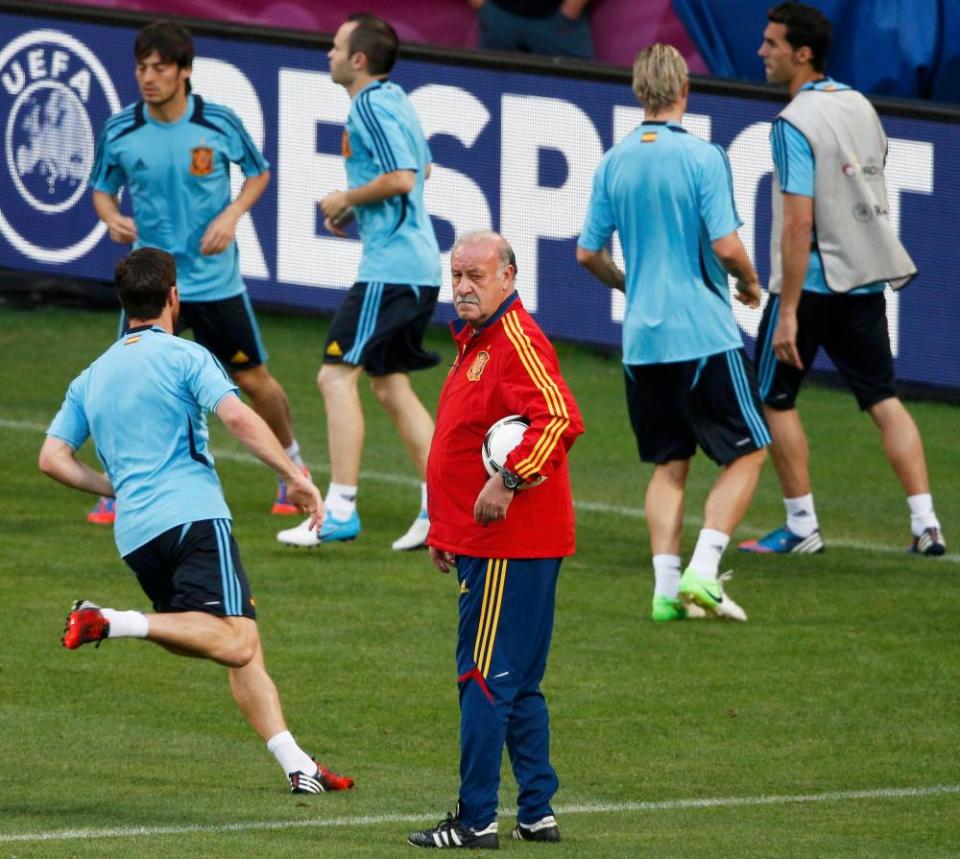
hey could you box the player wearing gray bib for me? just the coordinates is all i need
[740,2,945,557]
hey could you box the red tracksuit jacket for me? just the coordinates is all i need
[427,293,584,558]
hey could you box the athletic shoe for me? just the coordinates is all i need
[408,809,499,849]
[62,599,109,649]
[650,595,707,622]
[391,510,430,551]
[909,526,946,556]
[512,814,560,842]
[87,496,115,525]
[276,511,361,547]
[288,759,355,794]
[678,569,747,622]
[272,465,312,516]
[738,525,824,554]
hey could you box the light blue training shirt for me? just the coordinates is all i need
[770,78,884,296]
[344,80,441,286]
[579,121,744,365]
[90,95,269,302]
[47,326,239,556]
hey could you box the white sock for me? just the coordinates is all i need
[325,483,357,519]
[284,440,304,470]
[420,482,428,515]
[266,730,315,776]
[907,493,940,536]
[652,554,682,599]
[101,609,148,639]
[784,494,818,538]
[688,529,729,579]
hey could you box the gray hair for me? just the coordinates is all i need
[632,44,688,115]
[451,231,517,276]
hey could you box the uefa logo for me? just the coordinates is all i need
[0,29,120,263]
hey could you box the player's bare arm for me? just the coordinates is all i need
[38,437,115,498]
[92,189,137,244]
[216,394,323,528]
[320,169,416,237]
[200,170,271,256]
[712,231,762,308]
[775,193,814,370]
[576,246,626,293]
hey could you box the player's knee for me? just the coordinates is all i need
[220,619,259,667]
[232,365,270,397]
[369,377,392,407]
[369,375,408,409]
[317,365,357,399]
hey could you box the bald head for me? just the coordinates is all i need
[451,231,518,328]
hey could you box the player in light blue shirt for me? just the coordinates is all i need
[579,119,746,365]
[41,248,356,796]
[341,79,441,286]
[48,316,235,557]
[278,14,440,552]
[578,44,769,623]
[88,20,309,525]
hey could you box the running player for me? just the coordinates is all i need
[43,248,353,794]
[89,20,308,524]
[278,14,441,552]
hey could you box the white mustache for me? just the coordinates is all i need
[455,295,480,305]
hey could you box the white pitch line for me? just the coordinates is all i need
[5,417,957,562]
[1,784,957,844]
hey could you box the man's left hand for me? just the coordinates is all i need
[200,210,239,255]
[474,473,515,524]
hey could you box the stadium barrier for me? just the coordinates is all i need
[1,1,958,398]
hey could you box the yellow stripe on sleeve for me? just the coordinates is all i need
[502,312,566,418]
[502,312,570,477]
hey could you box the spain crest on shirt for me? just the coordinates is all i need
[467,351,490,381]
[190,145,214,176]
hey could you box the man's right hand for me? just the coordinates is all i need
[283,472,324,531]
[430,546,456,574]
[105,213,137,244]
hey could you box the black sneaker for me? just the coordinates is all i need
[288,759,354,794]
[407,810,499,849]
[512,814,560,842]
[909,526,946,556]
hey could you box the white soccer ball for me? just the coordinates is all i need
[481,414,529,477]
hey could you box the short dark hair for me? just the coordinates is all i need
[115,248,177,319]
[346,13,398,76]
[767,2,832,71]
[134,20,194,93]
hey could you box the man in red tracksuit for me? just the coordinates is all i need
[408,231,584,850]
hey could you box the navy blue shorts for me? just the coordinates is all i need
[121,294,267,371]
[323,282,440,376]
[178,294,267,372]
[624,348,770,466]
[122,519,256,619]
[755,291,896,411]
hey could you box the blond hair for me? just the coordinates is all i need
[632,44,688,115]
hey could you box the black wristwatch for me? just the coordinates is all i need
[501,469,521,491]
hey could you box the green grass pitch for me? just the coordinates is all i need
[0,306,958,857]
